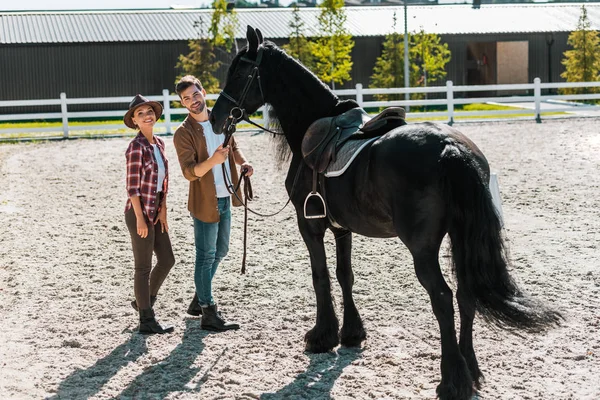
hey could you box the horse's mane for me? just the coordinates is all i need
[244,41,359,164]
[263,104,290,167]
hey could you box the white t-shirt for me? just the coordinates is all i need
[151,144,166,192]
[199,120,232,198]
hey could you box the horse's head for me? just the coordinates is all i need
[210,25,266,135]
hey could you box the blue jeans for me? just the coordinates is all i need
[193,197,231,306]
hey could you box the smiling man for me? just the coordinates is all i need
[173,75,253,331]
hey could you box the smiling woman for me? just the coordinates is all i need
[122,94,176,335]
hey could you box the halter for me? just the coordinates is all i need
[219,46,281,144]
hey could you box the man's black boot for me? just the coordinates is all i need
[131,295,156,312]
[138,308,174,334]
[187,293,203,316]
[201,304,239,331]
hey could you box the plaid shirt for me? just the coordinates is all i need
[125,132,169,222]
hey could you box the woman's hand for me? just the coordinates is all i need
[136,217,149,238]
[155,207,169,233]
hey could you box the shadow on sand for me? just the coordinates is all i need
[261,347,362,400]
[47,319,210,400]
[46,330,148,400]
[118,319,214,398]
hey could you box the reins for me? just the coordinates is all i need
[220,143,303,275]
[218,45,303,274]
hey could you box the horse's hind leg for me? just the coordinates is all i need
[298,218,339,353]
[332,228,366,347]
[412,247,474,400]
[457,287,483,389]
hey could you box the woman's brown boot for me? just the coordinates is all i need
[131,295,156,312]
[138,308,174,334]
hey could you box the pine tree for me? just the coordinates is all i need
[560,5,600,95]
[370,13,406,101]
[175,20,220,95]
[175,0,239,95]
[312,0,354,88]
[282,5,315,70]
[370,20,450,102]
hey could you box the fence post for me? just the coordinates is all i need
[489,173,504,227]
[162,89,172,135]
[534,77,542,123]
[60,92,69,139]
[355,83,363,107]
[446,80,454,126]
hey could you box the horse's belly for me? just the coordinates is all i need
[326,177,397,238]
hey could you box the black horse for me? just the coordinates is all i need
[211,26,561,400]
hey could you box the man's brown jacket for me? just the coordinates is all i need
[173,114,243,223]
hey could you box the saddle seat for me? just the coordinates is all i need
[302,107,406,173]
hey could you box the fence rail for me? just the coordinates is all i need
[1,79,600,140]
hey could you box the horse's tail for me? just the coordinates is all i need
[440,145,562,332]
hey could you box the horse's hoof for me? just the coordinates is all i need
[339,327,367,347]
[304,327,339,353]
[436,381,477,400]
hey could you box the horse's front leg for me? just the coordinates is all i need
[298,218,339,353]
[332,228,366,347]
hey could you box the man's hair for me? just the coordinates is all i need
[175,75,203,97]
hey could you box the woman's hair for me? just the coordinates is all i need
[176,75,203,97]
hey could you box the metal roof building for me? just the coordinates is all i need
[1,3,598,109]
[2,4,600,43]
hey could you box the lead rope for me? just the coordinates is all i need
[222,156,304,275]
[221,159,252,275]
[240,170,252,274]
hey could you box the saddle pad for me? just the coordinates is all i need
[324,137,378,178]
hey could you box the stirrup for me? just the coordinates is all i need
[303,192,326,219]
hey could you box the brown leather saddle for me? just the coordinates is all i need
[300,106,406,219]
[302,107,406,173]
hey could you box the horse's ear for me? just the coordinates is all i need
[246,25,259,57]
[256,28,264,44]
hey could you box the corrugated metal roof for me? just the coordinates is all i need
[1,3,599,44]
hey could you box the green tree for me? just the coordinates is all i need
[175,0,239,95]
[282,5,315,70]
[411,28,451,97]
[209,0,238,52]
[175,21,220,95]
[312,0,354,88]
[560,5,600,95]
[370,22,450,102]
[370,13,406,101]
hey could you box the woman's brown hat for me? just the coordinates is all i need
[123,94,163,129]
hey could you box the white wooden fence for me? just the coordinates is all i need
[1,78,600,140]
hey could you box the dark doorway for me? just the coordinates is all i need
[466,42,497,92]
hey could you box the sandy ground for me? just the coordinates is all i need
[0,118,599,400]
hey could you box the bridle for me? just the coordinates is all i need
[216,45,304,274]
[219,46,281,147]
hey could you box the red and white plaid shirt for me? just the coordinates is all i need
[125,133,169,222]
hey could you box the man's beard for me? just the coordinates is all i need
[190,102,205,114]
